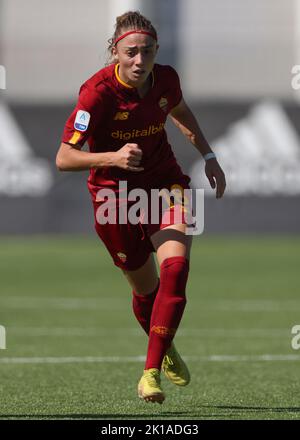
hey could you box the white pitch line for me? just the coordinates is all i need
[0,354,300,365]
[7,327,142,336]
[0,297,127,310]
[1,297,300,311]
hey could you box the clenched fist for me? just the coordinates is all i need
[112,143,144,172]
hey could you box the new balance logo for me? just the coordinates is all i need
[114,111,129,121]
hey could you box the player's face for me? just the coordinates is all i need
[113,33,158,87]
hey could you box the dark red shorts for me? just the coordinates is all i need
[90,178,192,271]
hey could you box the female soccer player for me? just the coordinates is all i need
[56,11,226,404]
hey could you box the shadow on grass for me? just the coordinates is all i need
[0,411,193,420]
[1,406,300,419]
[205,405,300,413]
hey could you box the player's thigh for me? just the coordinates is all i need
[122,253,159,294]
[150,223,193,267]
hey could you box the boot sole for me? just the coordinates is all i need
[138,388,165,404]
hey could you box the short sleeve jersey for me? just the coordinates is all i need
[62,63,188,193]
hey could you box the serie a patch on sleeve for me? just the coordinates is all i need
[74,110,91,132]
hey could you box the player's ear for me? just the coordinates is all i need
[112,46,119,61]
[155,44,159,54]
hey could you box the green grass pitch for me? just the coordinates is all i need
[0,234,299,420]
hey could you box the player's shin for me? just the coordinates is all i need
[145,256,189,370]
[132,282,159,334]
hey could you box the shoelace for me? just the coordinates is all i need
[164,355,174,367]
[145,370,160,386]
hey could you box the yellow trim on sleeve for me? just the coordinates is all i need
[69,131,82,145]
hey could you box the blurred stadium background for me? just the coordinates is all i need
[1,0,300,233]
[0,0,300,420]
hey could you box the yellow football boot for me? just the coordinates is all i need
[138,368,165,404]
[162,343,190,386]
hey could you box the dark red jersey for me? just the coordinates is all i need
[62,63,190,195]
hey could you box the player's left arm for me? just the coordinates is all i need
[170,98,226,199]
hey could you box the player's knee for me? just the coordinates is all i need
[132,280,160,297]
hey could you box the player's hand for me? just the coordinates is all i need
[113,143,144,172]
[205,159,226,199]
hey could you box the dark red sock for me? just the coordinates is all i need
[132,281,159,335]
[145,256,189,370]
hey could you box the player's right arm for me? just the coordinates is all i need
[57,85,143,172]
[56,142,143,172]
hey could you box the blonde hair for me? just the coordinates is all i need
[107,11,158,65]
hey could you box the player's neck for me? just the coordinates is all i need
[117,64,151,98]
